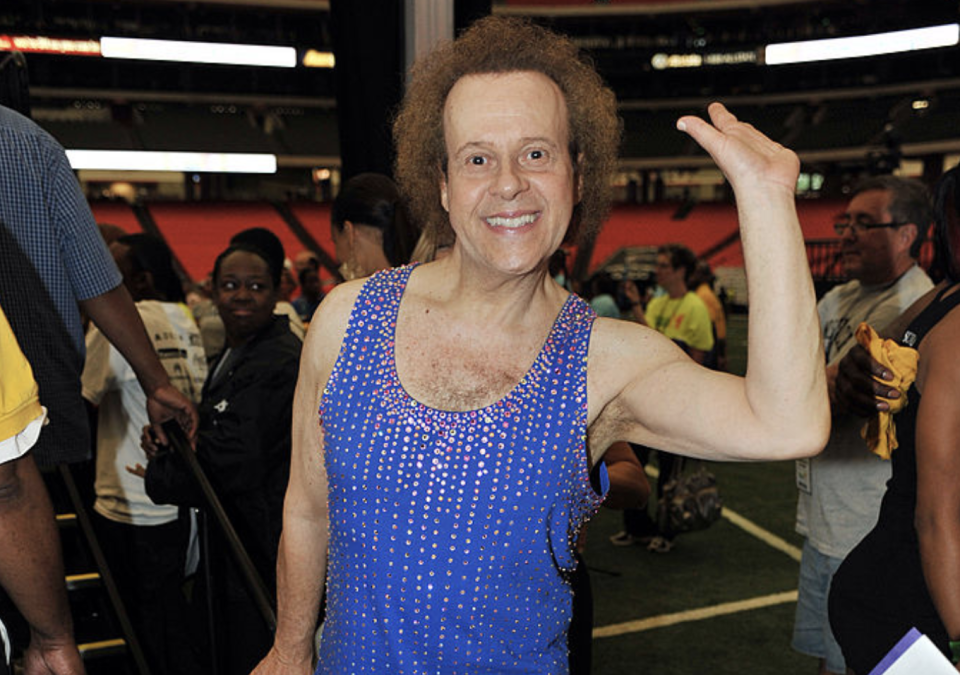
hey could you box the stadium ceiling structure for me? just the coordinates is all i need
[3,0,959,185]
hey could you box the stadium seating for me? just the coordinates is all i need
[146,201,306,281]
[88,201,144,234]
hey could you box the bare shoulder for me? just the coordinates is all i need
[301,278,366,388]
[918,295,960,390]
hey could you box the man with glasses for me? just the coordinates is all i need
[792,175,934,675]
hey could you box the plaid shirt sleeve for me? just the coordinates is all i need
[43,131,121,301]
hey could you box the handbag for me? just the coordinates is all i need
[656,458,724,534]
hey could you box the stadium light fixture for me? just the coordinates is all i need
[65,150,278,174]
[0,34,100,56]
[765,23,959,65]
[302,49,335,68]
[100,36,296,68]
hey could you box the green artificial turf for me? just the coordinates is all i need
[583,313,821,674]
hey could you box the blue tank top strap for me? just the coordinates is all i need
[319,264,417,428]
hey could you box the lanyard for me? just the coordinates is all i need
[653,296,684,334]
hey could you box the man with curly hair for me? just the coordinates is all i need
[253,15,828,675]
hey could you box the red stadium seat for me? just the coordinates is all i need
[288,201,336,264]
[88,201,143,234]
[589,202,740,271]
[147,201,306,282]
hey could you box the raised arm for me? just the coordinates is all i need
[251,282,359,675]
[79,285,198,444]
[591,104,828,462]
[914,305,960,646]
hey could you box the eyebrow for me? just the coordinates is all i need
[220,272,270,280]
[453,136,561,156]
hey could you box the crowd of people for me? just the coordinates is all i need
[0,12,959,675]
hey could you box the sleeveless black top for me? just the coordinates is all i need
[829,282,960,674]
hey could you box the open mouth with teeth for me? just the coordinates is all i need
[485,213,538,229]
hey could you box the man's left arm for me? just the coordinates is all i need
[591,105,829,463]
[0,454,85,675]
[79,285,198,444]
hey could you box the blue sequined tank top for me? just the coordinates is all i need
[316,265,604,674]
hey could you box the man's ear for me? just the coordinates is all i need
[900,222,920,253]
[439,167,450,213]
[574,152,585,204]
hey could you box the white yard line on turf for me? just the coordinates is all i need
[593,591,799,638]
[592,465,805,637]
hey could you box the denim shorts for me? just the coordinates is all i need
[792,540,847,674]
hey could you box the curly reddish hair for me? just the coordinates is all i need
[393,15,622,245]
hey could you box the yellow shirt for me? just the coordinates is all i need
[0,306,44,451]
[645,291,715,353]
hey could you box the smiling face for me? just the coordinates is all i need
[212,250,278,347]
[439,71,579,277]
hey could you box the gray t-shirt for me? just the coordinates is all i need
[795,264,933,558]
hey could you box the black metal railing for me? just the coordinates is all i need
[160,420,278,634]
[58,463,152,675]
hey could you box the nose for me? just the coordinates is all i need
[233,283,252,301]
[490,159,528,200]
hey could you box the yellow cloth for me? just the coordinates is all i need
[0,307,43,443]
[856,322,919,460]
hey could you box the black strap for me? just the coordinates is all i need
[900,282,960,347]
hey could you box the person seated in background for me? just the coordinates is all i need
[689,260,728,371]
[82,234,207,675]
[292,266,323,324]
[331,172,418,280]
[828,164,960,674]
[144,241,302,675]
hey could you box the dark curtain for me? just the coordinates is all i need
[330,0,404,181]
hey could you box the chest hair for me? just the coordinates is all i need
[395,306,546,412]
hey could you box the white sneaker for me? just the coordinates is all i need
[609,531,641,547]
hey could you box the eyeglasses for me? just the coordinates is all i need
[833,216,903,236]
